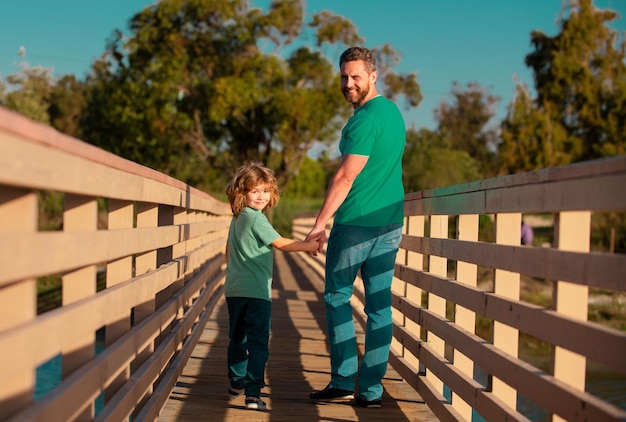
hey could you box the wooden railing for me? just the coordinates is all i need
[2,106,625,421]
[0,107,232,421]
[293,155,626,422]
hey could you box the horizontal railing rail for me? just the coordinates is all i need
[0,106,232,421]
[3,105,625,421]
[293,155,626,422]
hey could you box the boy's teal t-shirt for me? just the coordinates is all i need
[335,96,406,227]
[225,207,280,301]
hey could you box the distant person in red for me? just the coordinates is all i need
[521,221,534,245]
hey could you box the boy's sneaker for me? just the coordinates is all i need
[228,386,244,397]
[355,395,382,408]
[309,384,354,402]
[245,396,267,410]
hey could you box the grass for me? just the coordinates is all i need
[37,271,106,314]
[269,195,324,236]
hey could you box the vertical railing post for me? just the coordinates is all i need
[105,199,134,402]
[453,214,479,419]
[403,215,424,369]
[132,202,158,415]
[62,193,98,420]
[552,211,590,422]
[172,206,188,295]
[391,218,407,358]
[0,187,37,419]
[187,209,200,252]
[134,202,158,322]
[491,212,521,410]
[427,214,448,394]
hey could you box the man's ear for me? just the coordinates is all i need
[371,70,378,84]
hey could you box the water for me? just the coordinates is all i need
[35,354,62,400]
[35,331,105,414]
[441,366,626,421]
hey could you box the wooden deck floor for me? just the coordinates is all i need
[158,251,438,422]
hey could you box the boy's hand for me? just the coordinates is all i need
[305,236,319,255]
[305,229,326,255]
[304,232,324,256]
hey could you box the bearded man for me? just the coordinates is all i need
[306,46,406,409]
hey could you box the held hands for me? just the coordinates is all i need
[305,228,327,256]
[304,235,321,256]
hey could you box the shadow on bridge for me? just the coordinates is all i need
[158,251,437,421]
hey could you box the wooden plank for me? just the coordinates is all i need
[492,213,521,408]
[0,187,37,419]
[394,264,626,373]
[157,251,438,421]
[0,223,228,285]
[405,171,626,216]
[405,155,626,201]
[400,235,626,291]
[0,246,224,382]
[408,307,626,422]
[0,116,230,215]
[452,213,479,420]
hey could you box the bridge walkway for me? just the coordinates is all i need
[158,250,438,421]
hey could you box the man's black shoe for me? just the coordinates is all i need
[355,395,382,408]
[309,384,354,401]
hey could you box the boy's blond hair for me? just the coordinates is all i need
[225,162,280,216]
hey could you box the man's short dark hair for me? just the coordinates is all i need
[339,47,376,74]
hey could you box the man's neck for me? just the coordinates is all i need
[353,91,381,109]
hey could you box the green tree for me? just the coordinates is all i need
[49,75,87,138]
[80,0,421,192]
[499,82,570,173]
[81,53,193,179]
[2,64,54,124]
[435,82,499,177]
[499,0,626,173]
[0,61,88,139]
[282,154,327,198]
[403,128,481,192]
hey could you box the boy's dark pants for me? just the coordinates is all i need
[226,297,272,397]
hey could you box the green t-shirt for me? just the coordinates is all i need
[335,96,406,227]
[225,207,280,301]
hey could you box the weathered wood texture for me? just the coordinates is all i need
[0,106,231,421]
[2,106,625,422]
[366,156,626,421]
[158,250,438,422]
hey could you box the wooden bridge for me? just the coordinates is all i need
[1,106,625,421]
[157,249,438,421]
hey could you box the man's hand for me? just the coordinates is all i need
[305,228,326,255]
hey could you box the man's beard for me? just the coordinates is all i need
[343,84,370,107]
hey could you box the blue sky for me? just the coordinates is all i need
[1,0,624,131]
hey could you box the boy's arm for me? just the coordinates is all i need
[272,236,319,253]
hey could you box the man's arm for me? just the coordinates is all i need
[306,153,368,251]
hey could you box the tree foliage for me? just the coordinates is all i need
[435,82,499,177]
[4,0,623,197]
[499,0,626,174]
[78,0,420,192]
[2,64,54,124]
[49,75,87,138]
[499,83,571,172]
[402,128,481,192]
